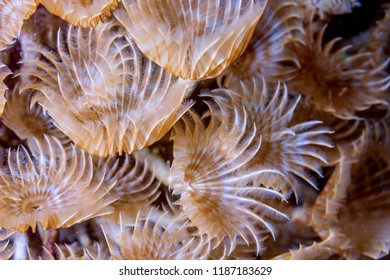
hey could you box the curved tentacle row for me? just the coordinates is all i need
[28,242,111,260]
[170,92,289,255]
[272,239,335,260]
[287,18,390,120]
[115,0,268,80]
[38,0,120,28]
[218,0,304,92]
[103,209,211,259]
[24,20,194,157]
[2,85,71,152]
[310,138,390,259]
[93,154,162,225]
[0,136,118,232]
[212,78,333,196]
[0,0,38,50]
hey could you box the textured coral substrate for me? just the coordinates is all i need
[0,0,389,260]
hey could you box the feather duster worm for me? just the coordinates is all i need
[0,0,38,50]
[170,93,289,255]
[218,0,303,92]
[287,18,390,120]
[115,0,268,80]
[25,21,194,157]
[2,86,71,151]
[0,136,117,232]
[93,154,161,225]
[0,227,14,260]
[0,62,12,116]
[286,100,373,166]
[309,139,390,259]
[103,209,211,259]
[38,0,119,28]
[212,78,333,196]
[289,100,357,141]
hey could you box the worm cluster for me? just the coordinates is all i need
[0,0,389,260]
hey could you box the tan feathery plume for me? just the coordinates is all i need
[212,78,333,196]
[309,137,390,259]
[115,0,268,80]
[287,18,390,120]
[170,93,288,255]
[25,20,194,157]
[218,0,304,91]
[103,209,211,259]
[0,0,38,50]
[93,154,162,225]
[286,100,389,168]
[38,0,119,28]
[0,136,117,232]
[2,86,71,151]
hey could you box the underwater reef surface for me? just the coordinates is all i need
[0,0,389,260]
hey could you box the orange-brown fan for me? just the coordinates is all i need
[115,0,268,80]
